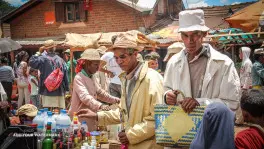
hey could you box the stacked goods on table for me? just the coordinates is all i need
[32,109,108,149]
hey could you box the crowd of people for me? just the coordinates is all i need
[0,9,263,149]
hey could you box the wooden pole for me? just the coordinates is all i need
[70,48,73,93]
[232,46,235,62]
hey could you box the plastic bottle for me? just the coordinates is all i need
[81,121,88,132]
[33,111,45,132]
[42,122,53,149]
[56,110,71,133]
[43,108,48,118]
[52,109,60,121]
[44,111,56,133]
[71,112,80,134]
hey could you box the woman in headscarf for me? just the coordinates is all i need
[239,47,253,89]
[190,102,235,149]
[16,51,30,108]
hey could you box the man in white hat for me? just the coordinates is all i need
[252,48,264,89]
[163,9,241,148]
[29,39,69,109]
[69,49,120,131]
[77,32,163,149]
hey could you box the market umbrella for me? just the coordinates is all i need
[225,0,264,32]
[0,38,22,54]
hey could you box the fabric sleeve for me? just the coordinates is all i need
[198,62,241,111]
[126,75,164,144]
[253,63,264,79]
[73,75,102,112]
[29,55,41,70]
[97,109,121,126]
[163,60,174,103]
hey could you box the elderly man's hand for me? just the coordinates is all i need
[77,109,98,120]
[179,97,199,113]
[118,130,129,145]
[165,90,181,105]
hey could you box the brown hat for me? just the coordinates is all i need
[16,104,38,117]
[164,42,185,61]
[41,39,57,49]
[110,32,143,51]
[80,49,101,61]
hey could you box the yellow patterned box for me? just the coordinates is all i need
[154,105,206,147]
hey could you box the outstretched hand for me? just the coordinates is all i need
[77,109,98,120]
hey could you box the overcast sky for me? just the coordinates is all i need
[4,0,258,8]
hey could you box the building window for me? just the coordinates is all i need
[65,3,80,22]
[55,1,86,23]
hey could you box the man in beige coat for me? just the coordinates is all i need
[164,9,241,111]
[77,32,163,149]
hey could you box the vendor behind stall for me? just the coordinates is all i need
[10,104,38,125]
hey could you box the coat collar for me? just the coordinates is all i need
[173,44,226,64]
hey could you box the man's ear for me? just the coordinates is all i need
[202,31,208,38]
[134,51,138,57]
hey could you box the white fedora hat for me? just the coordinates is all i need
[164,42,185,61]
[178,9,209,32]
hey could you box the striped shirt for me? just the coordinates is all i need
[0,65,15,82]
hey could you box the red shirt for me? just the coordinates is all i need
[235,126,264,149]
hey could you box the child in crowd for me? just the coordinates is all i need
[29,68,40,109]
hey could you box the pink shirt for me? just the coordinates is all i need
[69,72,119,130]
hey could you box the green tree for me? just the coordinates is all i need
[0,0,17,18]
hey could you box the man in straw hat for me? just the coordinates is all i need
[69,49,120,131]
[29,39,69,109]
[252,48,264,89]
[10,104,38,125]
[164,9,241,148]
[77,32,163,149]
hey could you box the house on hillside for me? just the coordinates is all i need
[0,0,183,51]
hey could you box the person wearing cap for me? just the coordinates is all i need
[10,104,38,125]
[94,46,110,92]
[69,49,120,131]
[252,48,264,89]
[77,32,163,149]
[164,9,240,148]
[163,42,185,62]
[63,49,77,86]
[29,39,69,109]
[99,49,123,98]
[144,51,160,70]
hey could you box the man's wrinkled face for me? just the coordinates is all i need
[19,115,34,125]
[181,31,206,55]
[113,48,138,72]
[84,60,100,74]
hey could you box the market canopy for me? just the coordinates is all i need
[225,0,264,32]
[208,28,256,45]
[147,25,182,44]
[0,38,22,54]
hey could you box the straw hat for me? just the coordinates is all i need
[42,39,57,49]
[110,32,142,51]
[164,42,185,61]
[254,48,264,55]
[178,9,209,32]
[97,46,107,55]
[80,49,101,61]
[16,104,38,117]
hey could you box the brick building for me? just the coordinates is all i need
[0,0,183,46]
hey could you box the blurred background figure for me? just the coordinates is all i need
[252,48,264,90]
[239,47,253,89]
[0,56,15,103]
[163,42,184,62]
[145,51,160,70]
[10,104,38,125]
[16,51,29,108]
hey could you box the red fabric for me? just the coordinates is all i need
[44,68,64,92]
[235,127,264,149]
[75,59,85,73]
